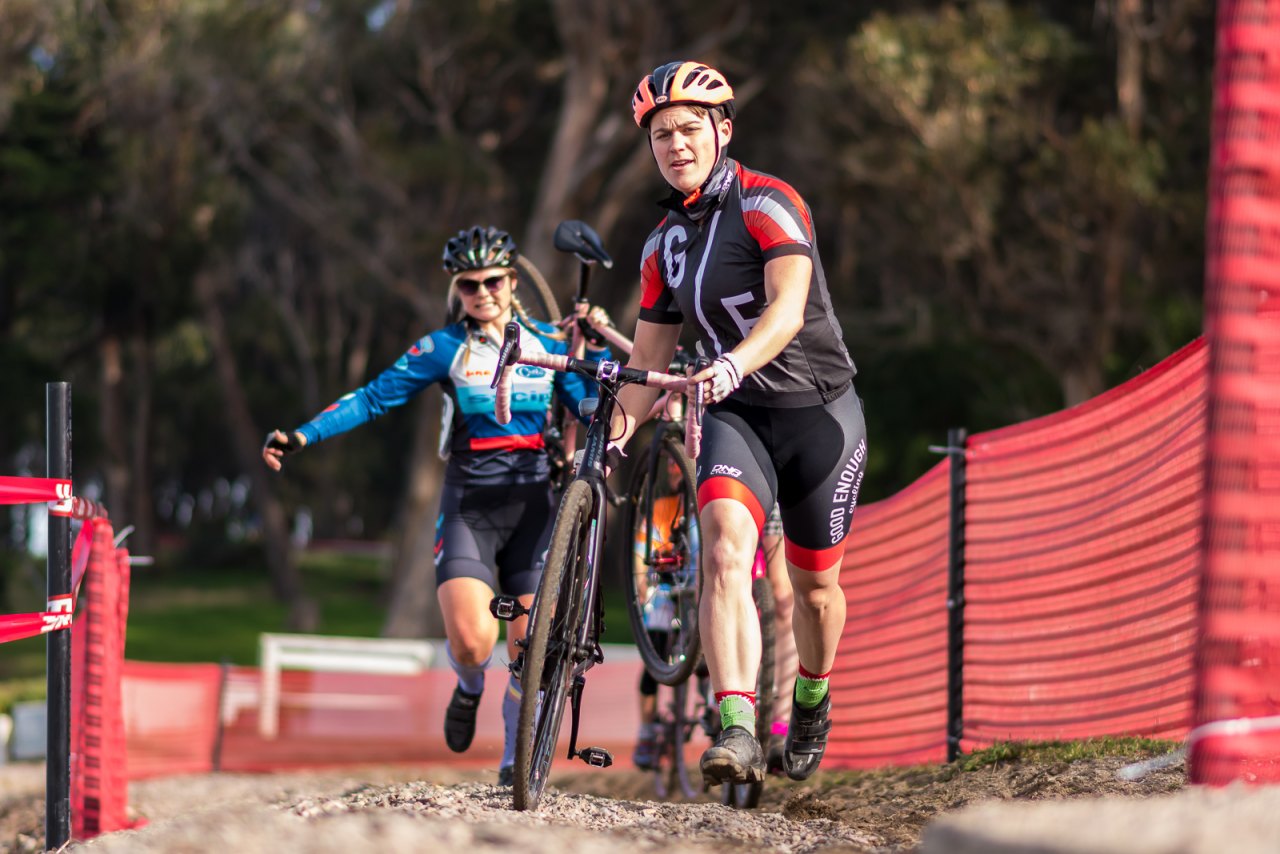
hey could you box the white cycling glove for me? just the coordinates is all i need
[706,353,744,405]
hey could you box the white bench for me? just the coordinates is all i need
[257,633,436,739]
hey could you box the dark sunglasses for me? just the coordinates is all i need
[455,273,510,297]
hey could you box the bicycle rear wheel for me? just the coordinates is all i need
[513,479,593,810]
[514,256,562,324]
[625,432,701,686]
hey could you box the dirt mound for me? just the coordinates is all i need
[0,753,1188,853]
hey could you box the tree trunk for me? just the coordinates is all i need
[100,334,130,526]
[195,267,317,631]
[381,390,446,638]
[128,325,155,555]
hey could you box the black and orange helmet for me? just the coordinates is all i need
[632,61,735,128]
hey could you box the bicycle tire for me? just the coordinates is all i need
[651,678,673,799]
[670,679,699,800]
[513,479,593,810]
[624,432,701,686]
[514,255,562,325]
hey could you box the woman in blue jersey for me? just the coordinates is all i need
[609,62,868,788]
[263,226,601,786]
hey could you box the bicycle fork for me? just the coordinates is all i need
[565,513,613,769]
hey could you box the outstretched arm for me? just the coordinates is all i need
[262,429,308,471]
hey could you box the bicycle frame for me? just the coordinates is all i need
[492,320,699,770]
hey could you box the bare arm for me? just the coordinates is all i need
[609,319,682,449]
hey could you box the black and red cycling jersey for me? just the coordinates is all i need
[637,159,855,407]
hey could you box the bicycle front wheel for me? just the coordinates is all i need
[625,432,701,686]
[513,479,593,810]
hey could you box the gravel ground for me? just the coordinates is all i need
[2,750,1226,854]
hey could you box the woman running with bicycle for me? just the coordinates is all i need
[262,226,603,786]
[610,61,868,788]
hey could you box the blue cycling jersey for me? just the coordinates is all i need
[295,318,602,485]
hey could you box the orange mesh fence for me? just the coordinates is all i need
[1193,0,1280,784]
[962,339,1207,747]
[827,460,952,768]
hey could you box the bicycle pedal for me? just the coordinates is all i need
[489,595,528,622]
[576,747,613,768]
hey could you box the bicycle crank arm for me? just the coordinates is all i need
[489,595,529,621]
[574,746,614,768]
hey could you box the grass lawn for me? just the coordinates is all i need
[0,545,636,710]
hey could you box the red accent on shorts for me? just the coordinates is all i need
[714,690,757,707]
[797,663,831,681]
[468,434,545,452]
[697,478,765,533]
[784,537,845,572]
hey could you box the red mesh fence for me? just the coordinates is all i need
[69,521,143,838]
[122,661,225,779]
[827,460,952,768]
[1193,0,1280,784]
[962,340,1207,747]
[122,653,645,778]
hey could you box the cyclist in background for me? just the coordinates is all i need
[609,61,868,788]
[760,503,798,773]
[262,226,604,787]
[631,454,698,769]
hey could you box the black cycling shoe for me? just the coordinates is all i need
[444,685,482,753]
[783,689,832,781]
[765,732,786,777]
[700,725,765,788]
[498,765,515,787]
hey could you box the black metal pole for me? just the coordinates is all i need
[46,382,72,848]
[945,427,967,763]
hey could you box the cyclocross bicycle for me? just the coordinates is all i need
[568,306,705,688]
[488,320,703,811]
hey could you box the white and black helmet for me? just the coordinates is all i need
[441,225,519,273]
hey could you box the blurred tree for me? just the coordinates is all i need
[0,0,1216,634]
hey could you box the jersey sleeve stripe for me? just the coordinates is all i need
[740,168,812,226]
[638,306,683,324]
[742,195,812,249]
[639,228,667,310]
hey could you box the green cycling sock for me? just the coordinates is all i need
[795,674,830,709]
[718,694,757,733]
